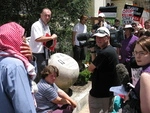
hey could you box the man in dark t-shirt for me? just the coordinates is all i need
[91,13,111,34]
[88,27,119,113]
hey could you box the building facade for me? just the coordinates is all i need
[133,0,150,11]
[89,0,134,25]
[133,0,150,20]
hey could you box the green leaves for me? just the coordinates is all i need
[74,68,91,86]
[0,0,92,53]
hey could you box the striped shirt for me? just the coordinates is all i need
[35,79,59,113]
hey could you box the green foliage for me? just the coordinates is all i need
[74,68,91,86]
[83,50,91,64]
[0,0,92,54]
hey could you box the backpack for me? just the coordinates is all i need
[108,95,122,113]
[121,89,141,113]
[109,83,141,113]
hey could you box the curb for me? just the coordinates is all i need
[70,81,91,113]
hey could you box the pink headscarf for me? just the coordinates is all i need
[0,22,36,79]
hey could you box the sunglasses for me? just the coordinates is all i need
[96,29,109,35]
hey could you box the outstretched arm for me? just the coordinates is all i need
[57,88,77,109]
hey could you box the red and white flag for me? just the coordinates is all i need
[139,17,145,28]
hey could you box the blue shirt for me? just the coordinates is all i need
[35,79,59,113]
[0,56,36,113]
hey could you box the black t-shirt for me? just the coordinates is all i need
[92,23,100,32]
[90,45,119,98]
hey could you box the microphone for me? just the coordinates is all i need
[116,63,131,91]
[77,33,91,41]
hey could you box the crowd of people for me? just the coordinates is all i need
[1,7,150,113]
[72,12,150,113]
[86,13,150,113]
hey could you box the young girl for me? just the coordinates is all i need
[133,36,150,113]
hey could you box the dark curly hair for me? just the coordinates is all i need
[41,65,59,79]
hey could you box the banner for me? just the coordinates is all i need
[122,9,134,24]
[99,6,117,18]
[124,4,144,21]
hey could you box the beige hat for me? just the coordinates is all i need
[98,13,105,17]
[123,24,134,31]
[93,27,110,37]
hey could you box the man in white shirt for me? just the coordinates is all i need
[29,8,57,83]
[72,15,88,71]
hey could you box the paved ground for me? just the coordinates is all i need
[79,103,89,113]
[71,81,122,113]
[79,104,122,113]
[71,81,91,113]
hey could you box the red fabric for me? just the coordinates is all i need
[0,22,24,52]
[139,17,145,28]
[43,33,57,52]
[0,22,36,79]
[50,39,57,52]
[118,94,125,99]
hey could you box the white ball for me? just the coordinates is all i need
[48,53,79,90]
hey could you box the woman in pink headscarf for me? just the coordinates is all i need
[0,22,36,113]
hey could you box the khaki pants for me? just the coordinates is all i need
[89,94,110,113]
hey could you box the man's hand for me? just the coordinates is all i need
[51,34,57,40]
[89,47,95,52]
[70,100,77,109]
[20,42,33,61]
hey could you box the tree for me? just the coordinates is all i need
[0,0,92,53]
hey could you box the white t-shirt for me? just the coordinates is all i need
[131,67,142,86]
[103,21,111,29]
[29,19,50,53]
[73,22,87,46]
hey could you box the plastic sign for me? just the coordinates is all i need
[122,9,134,24]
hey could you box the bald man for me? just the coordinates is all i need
[29,8,57,83]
